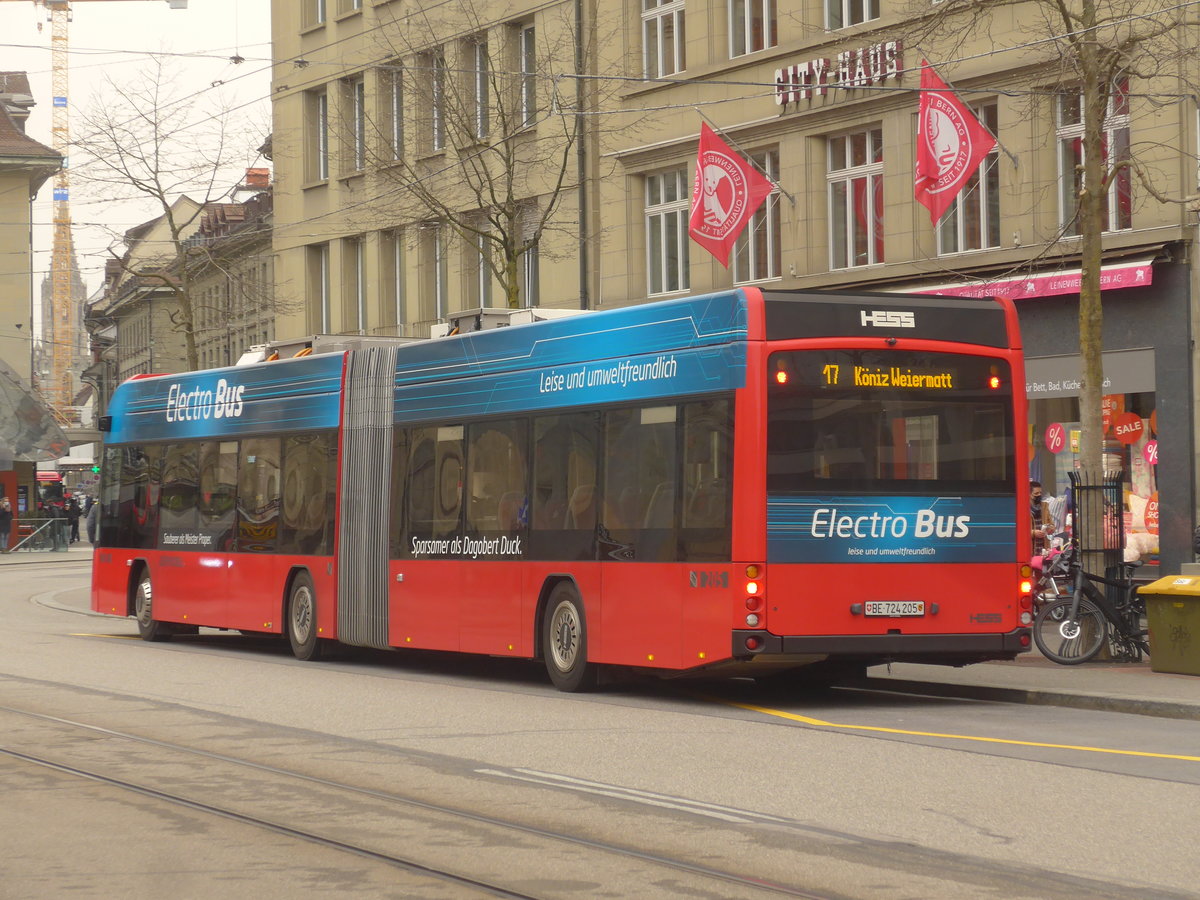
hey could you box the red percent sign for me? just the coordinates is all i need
[1044,423,1067,454]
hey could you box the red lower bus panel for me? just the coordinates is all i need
[765,562,1021,636]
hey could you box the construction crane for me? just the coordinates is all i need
[4,0,186,422]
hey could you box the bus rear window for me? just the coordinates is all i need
[767,349,1014,493]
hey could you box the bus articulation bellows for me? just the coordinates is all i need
[91,287,1032,690]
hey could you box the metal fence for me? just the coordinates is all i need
[1069,469,1125,603]
[11,518,69,553]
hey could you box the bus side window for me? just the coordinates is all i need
[683,399,732,530]
[533,414,598,533]
[466,419,527,535]
[406,429,437,549]
[280,432,337,556]
[389,428,409,558]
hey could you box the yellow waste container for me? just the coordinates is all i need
[1139,576,1200,676]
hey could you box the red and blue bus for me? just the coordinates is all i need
[92,288,1032,689]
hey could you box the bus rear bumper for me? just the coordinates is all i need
[732,628,1030,663]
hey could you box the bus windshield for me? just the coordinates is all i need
[767,349,1014,494]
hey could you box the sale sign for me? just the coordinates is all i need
[1143,440,1158,466]
[1044,423,1067,454]
[1145,492,1159,535]
[1112,412,1145,445]
[1101,394,1123,434]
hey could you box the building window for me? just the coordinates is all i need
[828,127,884,269]
[381,229,405,334]
[643,0,686,78]
[827,0,877,29]
[346,76,366,172]
[420,223,448,323]
[733,149,780,283]
[305,0,326,27]
[730,0,776,57]
[344,236,365,333]
[469,214,493,309]
[309,89,329,181]
[307,243,330,333]
[645,169,690,295]
[1057,79,1131,235]
[519,24,537,127]
[420,49,446,152]
[938,103,1000,254]
[381,64,403,161]
[337,0,362,12]
[471,37,489,141]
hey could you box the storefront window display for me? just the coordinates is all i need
[1029,391,1158,565]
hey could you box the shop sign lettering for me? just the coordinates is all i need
[775,41,902,104]
[1113,412,1145,445]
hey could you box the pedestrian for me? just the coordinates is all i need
[85,500,98,545]
[1031,481,1051,554]
[0,496,12,552]
[66,496,82,543]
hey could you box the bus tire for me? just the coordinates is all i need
[133,571,172,642]
[542,582,597,692]
[287,572,324,661]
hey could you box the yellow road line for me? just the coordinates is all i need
[719,698,1200,762]
[71,633,140,640]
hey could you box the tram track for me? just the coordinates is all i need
[0,703,833,899]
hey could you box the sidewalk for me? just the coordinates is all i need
[0,540,94,564]
[865,652,1200,721]
[5,542,1198,719]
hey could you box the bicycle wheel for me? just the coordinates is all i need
[1033,597,1108,664]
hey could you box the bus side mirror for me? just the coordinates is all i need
[99,416,112,433]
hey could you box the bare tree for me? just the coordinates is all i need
[357,2,616,309]
[73,58,267,370]
[901,0,1195,478]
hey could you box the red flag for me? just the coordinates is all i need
[688,123,774,267]
[914,61,996,224]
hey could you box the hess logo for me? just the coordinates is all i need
[860,310,916,328]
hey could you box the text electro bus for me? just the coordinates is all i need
[92,288,1032,690]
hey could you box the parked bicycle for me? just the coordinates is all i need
[1032,555,1150,665]
[1032,543,1073,614]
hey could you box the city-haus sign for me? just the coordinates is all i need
[775,41,903,106]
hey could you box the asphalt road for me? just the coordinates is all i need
[3,560,1199,899]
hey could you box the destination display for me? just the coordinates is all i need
[774,349,1009,396]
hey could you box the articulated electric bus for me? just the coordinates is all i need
[92,288,1032,689]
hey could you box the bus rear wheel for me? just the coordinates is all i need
[133,572,172,642]
[287,572,324,661]
[542,583,597,692]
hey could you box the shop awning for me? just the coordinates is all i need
[908,254,1157,301]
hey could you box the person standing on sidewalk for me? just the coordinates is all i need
[66,496,82,543]
[85,499,98,545]
[0,497,12,552]
[1031,481,1052,555]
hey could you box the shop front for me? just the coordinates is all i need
[1012,249,1192,574]
[1025,348,1159,570]
[915,244,1193,573]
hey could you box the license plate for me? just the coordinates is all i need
[864,601,925,617]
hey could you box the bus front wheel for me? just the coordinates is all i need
[287,572,324,661]
[134,572,172,642]
[542,582,597,692]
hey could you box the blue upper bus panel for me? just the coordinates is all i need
[391,290,750,423]
[104,353,345,445]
